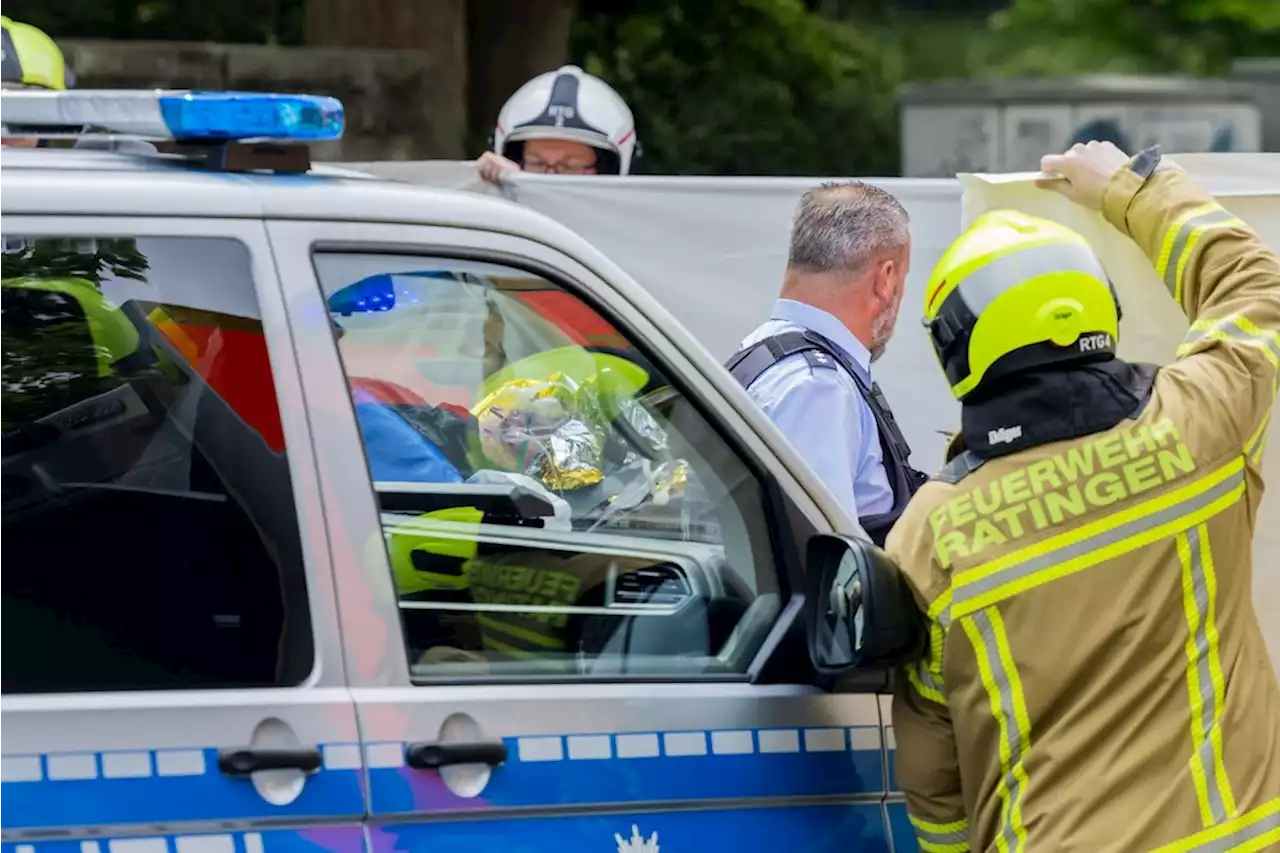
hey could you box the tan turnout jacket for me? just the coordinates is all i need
[888,167,1280,853]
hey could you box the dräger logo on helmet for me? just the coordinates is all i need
[1078,332,1113,352]
[988,425,1023,445]
[547,104,576,127]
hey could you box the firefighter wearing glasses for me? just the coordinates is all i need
[888,141,1280,853]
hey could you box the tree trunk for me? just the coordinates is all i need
[466,0,574,154]
[305,0,468,158]
[306,0,466,51]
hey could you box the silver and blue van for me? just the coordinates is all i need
[1,90,920,853]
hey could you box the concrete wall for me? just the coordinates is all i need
[898,76,1265,177]
[1232,58,1280,153]
[59,39,465,162]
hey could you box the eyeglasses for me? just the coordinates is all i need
[523,158,597,175]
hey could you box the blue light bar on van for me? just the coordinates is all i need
[0,89,344,141]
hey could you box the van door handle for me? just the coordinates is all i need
[217,746,323,777]
[405,740,508,769]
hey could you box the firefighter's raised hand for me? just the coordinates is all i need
[1036,141,1185,209]
[1035,141,1134,210]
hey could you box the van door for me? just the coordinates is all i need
[268,219,895,851]
[0,219,366,851]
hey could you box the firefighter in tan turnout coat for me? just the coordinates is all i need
[888,141,1280,853]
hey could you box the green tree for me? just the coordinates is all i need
[574,0,901,176]
[989,0,1280,76]
[1,238,149,285]
[2,0,302,44]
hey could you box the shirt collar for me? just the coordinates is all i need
[770,298,873,379]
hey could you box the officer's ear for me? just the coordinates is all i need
[870,257,899,310]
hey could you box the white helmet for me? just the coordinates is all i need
[493,65,639,175]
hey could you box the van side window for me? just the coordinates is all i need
[1,236,312,693]
[314,253,784,679]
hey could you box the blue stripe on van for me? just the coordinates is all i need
[0,745,364,829]
[1,726,887,829]
[370,802,891,852]
[0,809,894,853]
[1,827,364,853]
[885,724,900,790]
[367,726,884,813]
[888,801,922,853]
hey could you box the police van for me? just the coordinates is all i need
[1,90,922,853]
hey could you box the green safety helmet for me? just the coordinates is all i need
[2,277,141,375]
[923,210,1120,401]
[1,17,75,91]
[385,507,483,595]
[479,345,650,416]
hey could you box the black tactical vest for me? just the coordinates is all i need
[725,329,928,546]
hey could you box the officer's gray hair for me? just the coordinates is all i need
[787,181,910,277]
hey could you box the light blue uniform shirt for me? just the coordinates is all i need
[738,299,893,521]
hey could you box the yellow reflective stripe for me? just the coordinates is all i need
[480,635,531,656]
[1179,314,1278,466]
[909,614,950,702]
[1155,204,1248,303]
[1148,797,1280,853]
[911,816,969,835]
[918,838,971,853]
[476,614,562,649]
[1178,525,1237,826]
[1156,204,1220,288]
[962,608,1030,853]
[929,619,946,673]
[912,814,971,851]
[949,240,1109,317]
[907,662,946,705]
[910,814,970,852]
[930,588,954,628]
[1246,409,1270,466]
[1179,314,1280,372]
[1195,526,1236,823]
[925,234,1086,317]
[952,458,1246,619]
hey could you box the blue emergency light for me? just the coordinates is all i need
[328,271,467,316]
[0,89,344,142]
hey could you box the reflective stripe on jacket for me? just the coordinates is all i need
[887,167,1280,853]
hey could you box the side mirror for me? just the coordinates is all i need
[805,533,925,674]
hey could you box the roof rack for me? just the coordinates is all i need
[0,89,345,174]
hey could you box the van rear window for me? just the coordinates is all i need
[1,236,312,693]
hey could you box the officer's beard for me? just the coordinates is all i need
[868,298,900,363]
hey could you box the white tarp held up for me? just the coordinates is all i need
[347,161,966,469]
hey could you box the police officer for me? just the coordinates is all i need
[726,181,927,545]
[476,65,639,184]
[889,141,1280,852]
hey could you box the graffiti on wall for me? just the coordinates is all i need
[1066,115,1240,154]
[925,113,993,177]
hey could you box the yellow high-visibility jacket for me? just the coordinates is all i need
[887,167,1280,852]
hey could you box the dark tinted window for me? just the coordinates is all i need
[1,236,311,693]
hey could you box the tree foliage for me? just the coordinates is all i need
[2,0,304,44]
[3,0,1277,174]
[1,239,149,285]
[989,0,1280,76]
[573,0,900,176]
